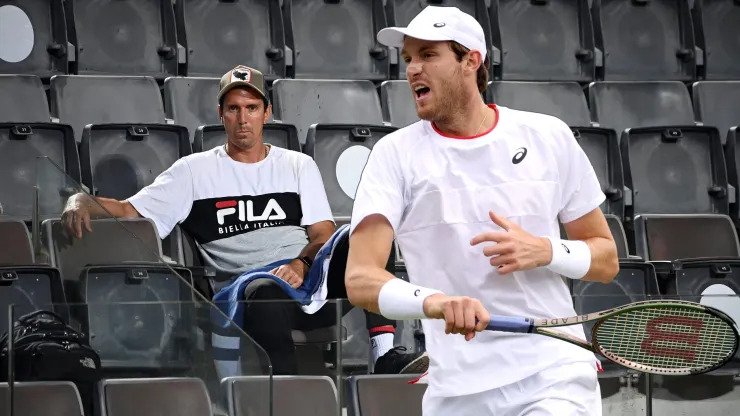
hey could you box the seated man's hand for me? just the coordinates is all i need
[61,193,93,239]
[269,259,307,289]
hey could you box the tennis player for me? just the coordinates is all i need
[345,6,619,415]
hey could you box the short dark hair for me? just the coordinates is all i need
[449,41,489,94]
[218,86,269,113]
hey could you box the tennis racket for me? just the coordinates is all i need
[485,300,739,375]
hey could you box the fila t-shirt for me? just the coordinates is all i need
[127,145,334,274]
[351,105,605,397]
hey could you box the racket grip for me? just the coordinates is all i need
[485,315,534,333]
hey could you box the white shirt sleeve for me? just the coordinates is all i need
[298,157,334,226]
[557,123,607,223]
[350,139,405,233]
[126,158,194,238]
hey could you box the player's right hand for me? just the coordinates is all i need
[61,193,93,239]
[423,293,490,341]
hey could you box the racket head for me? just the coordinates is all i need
[591,301,739,375]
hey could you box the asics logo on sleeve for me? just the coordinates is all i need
[512,147,527,164]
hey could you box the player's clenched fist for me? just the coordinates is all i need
[423,293,490,341]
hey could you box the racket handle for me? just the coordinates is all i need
[486,315,535,333]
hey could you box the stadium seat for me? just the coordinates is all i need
[49,75,166,141]
[0,219,33,265]
[692,81,740,143]
[487,81,591,126]
[380,80,417,128]
[0,74,51,122]
[282,0,389,80]
[491,0,596,81]
[272,79,385,143]
[0,0,68,77]
[572,127,625,218]
[79,124,191,200]
[348,374,426,416]
[223,376,337,416]
[621,125,727,216]
[0,381,84,416]
[588,81,695,137]
[163,77,220,141]
[193,123,301,153]
[0,122,80,221]
[305,124,397,224]
[604,214,629,259]
[387,0,493,79]
[63,0,178,78]
[723,128,740,223]
[0,266,67,336]
[174,0,286,79]
[691,0,740,80]
[100,378,212,416]
[633,214,739,261]
[592,0,696,81]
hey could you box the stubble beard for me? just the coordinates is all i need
[416,67,467,126]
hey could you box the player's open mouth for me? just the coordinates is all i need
[413,84,431,101]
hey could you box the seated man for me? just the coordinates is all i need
[61,65,427,375]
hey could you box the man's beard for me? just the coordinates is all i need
[416,67,466,125]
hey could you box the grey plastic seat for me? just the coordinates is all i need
[380,80,418,128]
[223,376,337,416]
[592,0,696,80]
[0,75,51,122]
[491,0,595,81]
[79,123,191,200]
[0,219,34,265]
[0,266,66,340]
[588,81,695,137]
[174,0,286,79]
[0,122,80,220]
[487,81,591,126]
[0,1,68,77]
[65,0,178,78]
[634,214,740,261]
[163,77,220,140]
[0,381,84,416]
[100,378,212,416]
[49,75,166,140]
[348,374,426,416]
[692,0,740,80]
[272,79,384,143]
[194,123,300,153]
[283,0,389,80]
[604,214,629,259]
[692,81,740,142]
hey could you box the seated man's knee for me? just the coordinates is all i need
[244,278,289,300]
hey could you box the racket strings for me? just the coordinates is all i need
[594,307,737,371]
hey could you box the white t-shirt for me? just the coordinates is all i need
[128,145,334,274]
[351,105,606,397]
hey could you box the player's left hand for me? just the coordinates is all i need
[270,259,307,289]
[470,210,552,275]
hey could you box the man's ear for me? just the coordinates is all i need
[218,106,223,122]
[467,50,483,73]
[264,104,272,124]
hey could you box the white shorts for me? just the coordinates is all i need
[422,362,602,416]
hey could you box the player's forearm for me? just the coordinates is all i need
[581,236,619,283]
[345,264,395,314]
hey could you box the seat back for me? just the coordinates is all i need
[692,81,740,142]
[0,219,33,265]
[0,266,66,334]
[488,81,591,126]
[604,214,629,259]
[0,74,50,122]
[492,0,595,81]
[224,376,337,416]
[100,378,212,416]
[634,214,740,261]
[193,123,300,153]
[692,0,740,80]
[79,123,190,200]
[380,80,417,128]
[0,381,84,416]
[163,77,221,140]
[349,374,426,416]
[571,127,624,217]
[65,0,178,78]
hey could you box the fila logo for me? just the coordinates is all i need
[562,243,570,254]
[512,147,528,164]
[216,199,287,225]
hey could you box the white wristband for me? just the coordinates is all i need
[377,278,442,320]
[545,236,591,280]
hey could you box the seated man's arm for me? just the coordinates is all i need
[62,193,141,238]
[270,220,335,288]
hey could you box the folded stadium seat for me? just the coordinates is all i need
[222,376,337,416]
[588,81,696,139]
[63,0,178,78]
[0,1,68,78]
[491,0,596,81]
[42,218,195,372]
[282,0,389,80]
[49,75,167,141]
[723,129,740,225]
[386,0,493,79]
[163,77,220,141]
[0,122,80,221]
[100,378,213,416]
[79,123,191,200]
[380,80,417,128]
[304,124,397,225]
[692,81,740,143]
[0,381,84,416]
[0,219,34,265]
[691,0,740,80]
[271,79,385,144]
[347,374,426,416]
[193,123,300,153]
[174,0,287,79]
[0,74,52,122]
[488,81,625,219]
[592,0,696,81]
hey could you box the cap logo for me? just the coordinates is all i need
[232,68,251,82]
[433,22,446,28]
